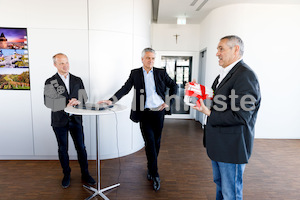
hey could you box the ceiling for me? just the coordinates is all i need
[153,0,300,24]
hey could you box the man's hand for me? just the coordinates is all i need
[159,103,169,111]
[192,99,211,116]
[185,79,196,90]
[97,100,113,105]
[67,98,81,107]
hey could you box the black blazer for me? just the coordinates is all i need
[205,60,261,164]
[44,73,87,127]
[109,67,178,122]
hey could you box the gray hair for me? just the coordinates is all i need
[221,35,244,56]
[52,53,68,64]
[141,48,156,58]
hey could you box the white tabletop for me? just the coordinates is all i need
[64,103,127,116]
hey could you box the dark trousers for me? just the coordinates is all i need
[139,110,165,178]
[52,116,89,176]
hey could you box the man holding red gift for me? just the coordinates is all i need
[191,35,261,200]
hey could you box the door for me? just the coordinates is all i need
[196,50,206,125]
[161,56,192,116]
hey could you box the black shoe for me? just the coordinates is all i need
[82,174,96,185]
[153,177,160,191]
[62,174,70,189]
[147,171,153,181]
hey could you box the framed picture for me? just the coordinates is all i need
[0,27,30,90]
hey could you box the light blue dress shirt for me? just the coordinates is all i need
[143,68,164,109]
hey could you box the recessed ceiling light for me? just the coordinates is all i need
[177,17,186,25]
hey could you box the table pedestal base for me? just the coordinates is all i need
[83,183,120,200]
[64,105,127,200]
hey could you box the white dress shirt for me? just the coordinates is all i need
[216,58,242,88]
[58,72,70,94]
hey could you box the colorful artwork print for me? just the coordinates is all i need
[0,27,30,90]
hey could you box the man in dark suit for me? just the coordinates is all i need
[98,48,178,191]
[44,53,95,188]
[192,36,261,199]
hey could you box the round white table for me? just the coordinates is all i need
[65,103,127,200]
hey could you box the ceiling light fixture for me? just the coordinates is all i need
[177,17,186,25]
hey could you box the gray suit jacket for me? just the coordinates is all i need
[205,60,261,164]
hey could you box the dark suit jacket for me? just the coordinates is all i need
[44,73,87,127]
[205,60,261,164]
[109,67,178,122]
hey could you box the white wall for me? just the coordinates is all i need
[0,0,151,159]
[88,0,151,159]
[199,4,300,139]
[152,24,200,51]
